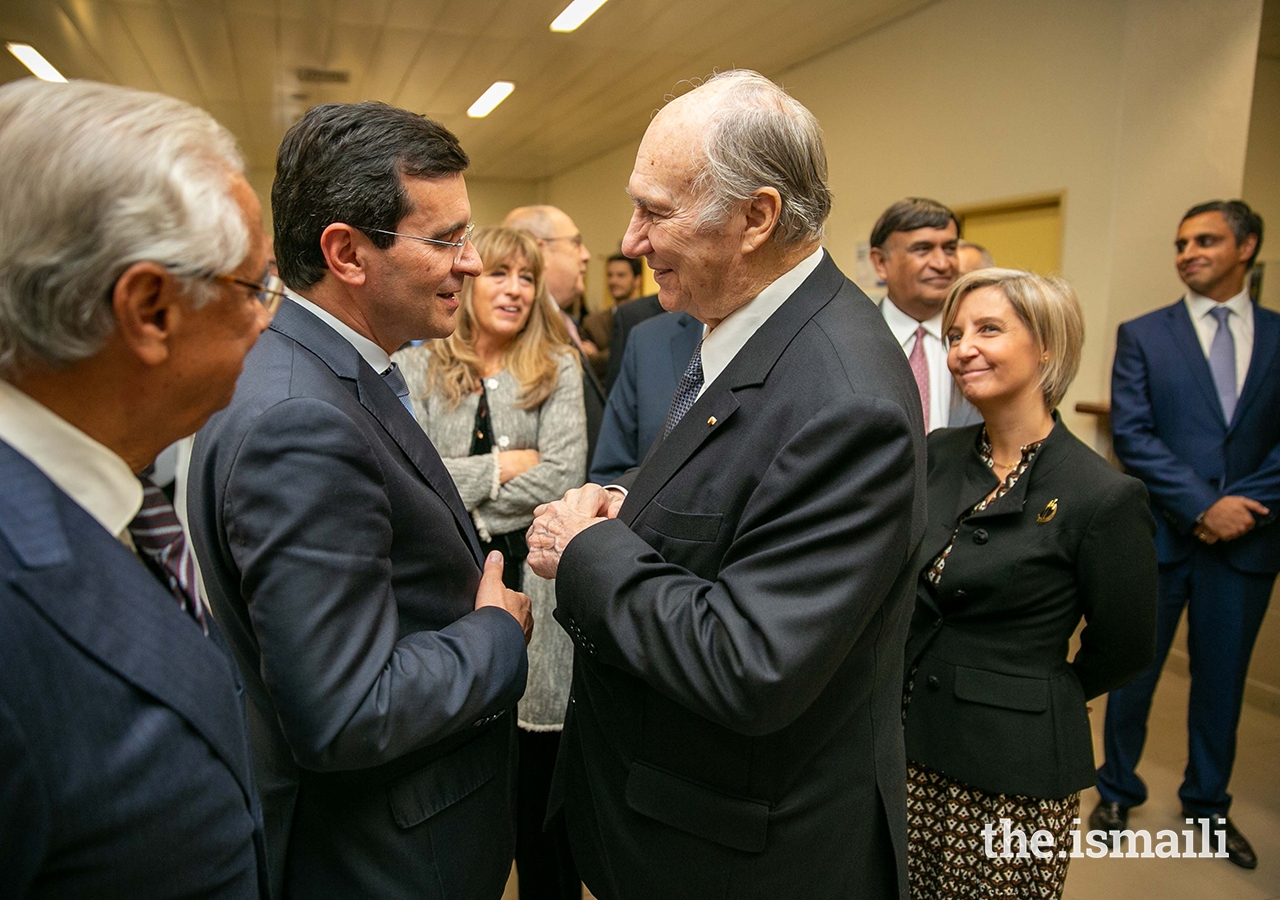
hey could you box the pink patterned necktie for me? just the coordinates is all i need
[129,475,208,634]
[908,325,930,431]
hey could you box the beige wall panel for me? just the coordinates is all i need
[61,0,161,90]
[1244,56,1280,311]
[169,5,241,103]
[465,177,546,230]
[115,3,206,103]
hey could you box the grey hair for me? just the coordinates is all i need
[0,78,249,373]
[689,70,832,245]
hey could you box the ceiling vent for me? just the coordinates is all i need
[296,67,349,84]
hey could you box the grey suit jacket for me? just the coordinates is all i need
[0,440,266,899]
[188,298,528,900]
[550,254,926,900]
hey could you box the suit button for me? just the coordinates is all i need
[933,616,943,628]
[973,528,989,545]
[953,589,966,598]
[927,675,940,690]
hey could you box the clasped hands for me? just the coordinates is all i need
[1193,495,1270,545]
[526,483,625,579]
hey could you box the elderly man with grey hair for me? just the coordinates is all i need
[527,69,926,899]
[0,79,274,898]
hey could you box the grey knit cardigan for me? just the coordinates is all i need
[392,346,586,730]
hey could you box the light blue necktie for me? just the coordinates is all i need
[382,363,416,417]
[1207,306,1237,423]
[662,340,704,438]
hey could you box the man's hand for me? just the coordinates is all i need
[498,449,540,484]
[474,551,533,644]
[1194,495,1270,544]
[527,489,613,579]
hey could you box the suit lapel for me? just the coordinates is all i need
[620,254,843,525]
[1231,308,1280,431]
[669,314,702,381]
[0,447,255,805]
[270,299,483,565]
[1164,301,1227,426]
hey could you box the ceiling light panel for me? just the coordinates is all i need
[550,0,610,32]
[6,43,67,82]
[468,81,515,118]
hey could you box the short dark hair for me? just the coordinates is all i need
[273,101,469,290]
[1181,199,1264,267]
[607,253,642,277]
[870,197,961,250]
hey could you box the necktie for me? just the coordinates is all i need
[663,340,705,438]
[908,325,930,431]
[129,475,207,634]
[382,363,416,417]
[1207,306,1237,423]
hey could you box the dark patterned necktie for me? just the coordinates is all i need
[129,474,207,634]
[663,340,705,438]
[382,363,416,416]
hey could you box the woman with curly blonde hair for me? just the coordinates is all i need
[393,225,585,899]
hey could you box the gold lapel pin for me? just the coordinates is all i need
[707,416,717,426]
[1037,499,1058,524]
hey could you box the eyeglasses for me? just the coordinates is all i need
[216,271,286,318]
[542,233,584,250]
[360,223,476,263]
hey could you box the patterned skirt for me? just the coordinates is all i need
[906,761,1079,900]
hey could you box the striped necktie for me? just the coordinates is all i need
[129,474,207,634]
[382,363,416,416]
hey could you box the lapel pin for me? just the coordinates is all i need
[1037,499,1058,524]
[707,416,717,426]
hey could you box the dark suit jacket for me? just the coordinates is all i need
[605,293,664,391]
[550,254,926,900]
[0,440,267,899]
[188,298,528,900]
[580,344,607,470]
[903,420,1157,799]
[1112,299,1280,574]
[589,311,701,483]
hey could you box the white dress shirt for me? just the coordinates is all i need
[697,246,826,399]
[880,298,951,431]
[1185,289,1253,395]
[288,288,392,374]
[0,378,142,544]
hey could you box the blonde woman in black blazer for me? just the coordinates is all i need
[902,269,1158,899]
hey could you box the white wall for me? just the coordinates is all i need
[542,0,1264,443]
[1245,56,1280,311]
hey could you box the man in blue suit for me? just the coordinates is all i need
[0,79,274,897]
[589,310,701,483]
[189,102,533,899]
[1092,200,1277,869]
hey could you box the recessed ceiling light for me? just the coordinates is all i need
[6,43,66,82]
[550,0,610,32]
[468,81,514,118]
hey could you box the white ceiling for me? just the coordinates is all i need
[0,0,935,180]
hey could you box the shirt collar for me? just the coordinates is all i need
[287,288,392,373]
[0,379,142,542]
[700,246,825,391]
[881,296,943,345]
[1185,287,1251,322]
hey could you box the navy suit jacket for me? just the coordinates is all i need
[0,440,266,899]
[188,298,528,899]
[589,310,701,483]
[1112,299,1280,574]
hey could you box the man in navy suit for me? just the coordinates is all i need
[189,102,533,899]
[0,79,273,897]
[1092,200,1277,869]
[589,310,701,483]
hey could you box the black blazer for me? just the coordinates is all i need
[551,253,927,900]
[0,440,267,899]
[903,419,1158,799]
[189,298,528,899]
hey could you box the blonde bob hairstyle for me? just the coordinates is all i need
[425,226,576,411]
[941,268,1084,411]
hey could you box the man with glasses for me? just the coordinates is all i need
[188,101,533,900]
[0,80,270,898]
